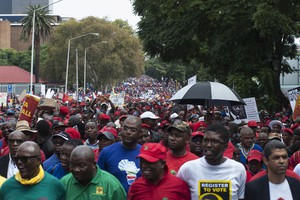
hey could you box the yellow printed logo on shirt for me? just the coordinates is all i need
[96,187,103,195]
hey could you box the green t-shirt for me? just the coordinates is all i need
[0,172,65,200]
[61,166,126,200]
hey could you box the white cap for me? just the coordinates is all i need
[140,111,160,119]
[170,113,179,119]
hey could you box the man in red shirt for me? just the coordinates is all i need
[128,143,191,200]
[166,121,198,175]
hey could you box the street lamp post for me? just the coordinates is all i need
[30,0,63,94]
[64,32,99,94]
[75,49,79,100]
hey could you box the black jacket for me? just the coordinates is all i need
[245,174,300,200]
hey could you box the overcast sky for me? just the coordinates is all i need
[52,0,140,30]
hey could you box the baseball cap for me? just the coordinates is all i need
[282,128,293,135]
[99,126,118,138]
[6,109,15,115]
[248,120,258,127]
[269,120,283,129]
[140,111,159,120]
[137,143,166,163]
[52,121,68,130]
[268,132,281,141]
[167,121,191,135]
[247,150,263,162]
[97,131,116,141]
[191,131,204,138]
[52,131,70,141]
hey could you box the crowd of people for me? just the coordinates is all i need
[0,75,299,199]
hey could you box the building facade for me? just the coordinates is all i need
[0,0,50,14]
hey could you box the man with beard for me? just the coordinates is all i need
[0,130,25,178]
[166,121,198,175]
[245,140,300,200]
[177,123,246,200]
[61,146,126,199]
[98,116,142,193]
[237,126,263,165]
[128,143,191,199]
[0,141,65,199]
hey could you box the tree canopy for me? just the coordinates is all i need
[44,17,144,91]
[132,0,300,112]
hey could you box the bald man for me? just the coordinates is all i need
[98,116,142,193]
[61,146,126,199]
[237,126,263,164]
[0,141,65,199]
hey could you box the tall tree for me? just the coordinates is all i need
[132,0,300,112]
[20,5,55,83]
[44,17,144,91]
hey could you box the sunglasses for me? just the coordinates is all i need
[13,156,40,163]
[8,139,24,144]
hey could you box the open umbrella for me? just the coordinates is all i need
[169,82,245,106]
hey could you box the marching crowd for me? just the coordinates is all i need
[0,76,299,199]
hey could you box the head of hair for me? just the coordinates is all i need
[264,140,287,159]
[293,128,300,136]
[205,123,229,143]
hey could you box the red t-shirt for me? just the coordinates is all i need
[250,169,300,181]
[166,151,198,175]
[128,167,191,200]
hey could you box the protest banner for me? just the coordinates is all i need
[0,93,7,107]
[109,92,125,108]
[288,86,300,112]
[19,94,40,123]
[292,94,300,121]
[232,97,259,123]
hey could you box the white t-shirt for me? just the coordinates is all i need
[177,157,246,200]
[269,179,293,200]
[293,163,300,177]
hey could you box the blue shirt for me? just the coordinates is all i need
[47,163,68,179]
[97,142,141,193]
[43,154,60,171]
[237,143,263,165]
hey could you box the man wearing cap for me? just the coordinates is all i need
[282,128,293,147]
[245,140,300,200]
[128,143,191,200]
[36,119,54,159]
[52,121,68,135]
[97,113,111,130]
[246,150,264,177]
[140,111,161,143]
[247,120,259,137]
[0,141,66,199]
[190,131,204,157]
[237,126,263,165]
[61,146,126,199]
[138,124,151,145]
[269,120,283,133]
[98,116,142,193]
[166,121,198,175]
[43,131,70,171]
[177,123,246,200]
[94,126,118,162]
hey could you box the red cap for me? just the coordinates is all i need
[60,106,69,115]
[98,113,110,120]
[247,150,263,162]
[119,115,127,120]
[291,124,299,131]
[248,120,258,127]
[281,116,289,123]
[282,128,293,135]
[100,126,118,138]
[141,123,150,129]
[191,131,204,138]
[137,143,166,163]
[192,121,207,132]
[65,127,81,139]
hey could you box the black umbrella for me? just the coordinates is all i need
[169,82,246,106]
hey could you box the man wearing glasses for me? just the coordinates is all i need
[0,130,25,178]
[177,123,246,200]
[0,141,65,199]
